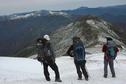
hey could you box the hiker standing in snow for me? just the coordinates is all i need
[67,36,89,81]
[102,37,119,78]
[36,35,62,82]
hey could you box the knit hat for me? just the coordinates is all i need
[43,34,50,41]
[106,37,113,41]
[72,36,80,40]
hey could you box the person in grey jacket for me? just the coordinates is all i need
[36,35,62,82]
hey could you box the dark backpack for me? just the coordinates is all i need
[106,46,116,59]
[42,43,55,64]
[106,41,117,59]
[73,42,85,61]
[43,44,53,58]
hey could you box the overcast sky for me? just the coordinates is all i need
[0,0,126,15]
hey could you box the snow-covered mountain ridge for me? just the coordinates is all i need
[50,15,125,56]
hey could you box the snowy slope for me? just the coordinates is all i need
[0,52,126,84]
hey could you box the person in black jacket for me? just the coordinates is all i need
[67,36,88,81]
[36,35,62,82]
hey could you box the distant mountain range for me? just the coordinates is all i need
[0,4,126,56]
[64,5,126,25]
[0,12,73,56]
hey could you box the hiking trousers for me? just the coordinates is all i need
[42,62,60,80]
[74,60,88,79]
[104,59,115,76]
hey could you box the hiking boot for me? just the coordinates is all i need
[46,77,51,81]
[78,77,82,80]
[46,78,51,81]
[85,77,88,81]
[55,78,62,82]
[112,75,116,78]
[104,74,107,78]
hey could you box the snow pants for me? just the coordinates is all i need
[74,60,88,79]
[104,59,115,76]
[42,62,60,80]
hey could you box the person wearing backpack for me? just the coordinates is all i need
[102,37,119,78]
[67,36,89,81]
[36,35,62,82]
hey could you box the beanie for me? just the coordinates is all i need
[43,34,50,41]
